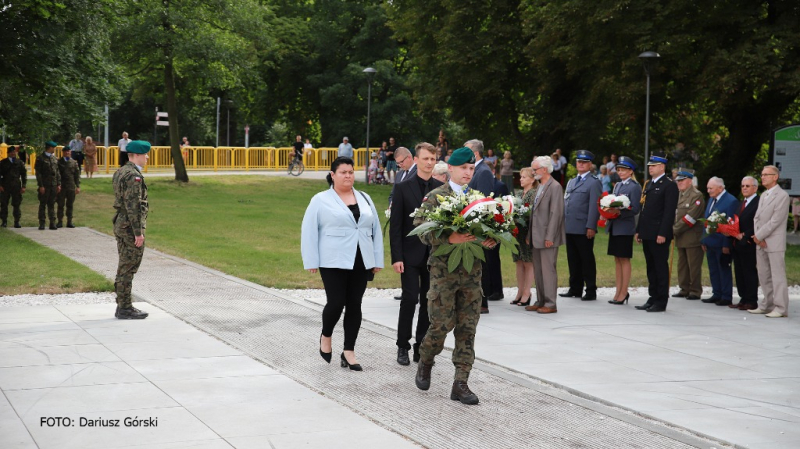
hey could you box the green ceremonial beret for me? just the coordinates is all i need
[126,140,151,154]
[448,147,476,166]
[45,140,58,148]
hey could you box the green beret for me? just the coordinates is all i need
[45,140,58,148]
[448,147,475,166]
[126,140,151,154]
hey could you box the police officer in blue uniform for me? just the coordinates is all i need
[634,153,679,312]
[560,150,603,301]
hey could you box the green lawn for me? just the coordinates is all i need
[9,175,800,290]
[0,229,113,295]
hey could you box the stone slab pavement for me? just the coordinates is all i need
[5,227,796,448]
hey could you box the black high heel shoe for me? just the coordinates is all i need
[340,352,363,371]
[510,295,523,305]
[319,334,332,363]
[608,293,630,305]
[516,297,531,306]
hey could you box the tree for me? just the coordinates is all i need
[0,0,121,144]
[112,0,275,181]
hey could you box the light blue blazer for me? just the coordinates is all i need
[301,188,384,270]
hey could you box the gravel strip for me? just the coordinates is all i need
[0,292,116,307]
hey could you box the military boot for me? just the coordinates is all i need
[117,306,148,320]
[415,360,433,391]
[1,220,6,227]
[39,221,45,230]
[14,221,21,228]
[56,221,63,228]
[49,222,57,230]
[66,220,75,228]
[450,380,479,405]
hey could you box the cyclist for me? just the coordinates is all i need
[292,135,304,165]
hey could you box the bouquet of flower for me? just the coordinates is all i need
[700,211,729,234]
[597,192,631,221]
[409,187,519,272]
[510,195,531,229]
[716,214,741,237]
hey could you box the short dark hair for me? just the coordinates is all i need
[326,156,355,187]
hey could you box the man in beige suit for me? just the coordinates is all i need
[526,156,566,314]
[749,165,790,318]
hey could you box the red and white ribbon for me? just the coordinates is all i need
[460,198,495,218]
[682,214,696,227]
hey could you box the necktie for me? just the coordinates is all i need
[577,176,584,185]
[739,200,746,214]
[708,198,716,213]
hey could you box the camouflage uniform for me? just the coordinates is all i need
[673,186,706,298]
[0,154,27,226]
[35,152,61,228]
[56,156,80,226]
[414,183,482,382]
[112,162,149,309]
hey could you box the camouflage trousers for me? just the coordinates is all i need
[114,226,144,308]
[0,188,23,222]
[38,186,57,224]
[419,264,482,382]
[57,189,76,222]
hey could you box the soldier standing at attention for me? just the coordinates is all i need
[56,146,81,228]
[0,146,27,228]
[35,141,61,230]
[671,169,705,300]
[413,147,497,405]
[634,153,679,312]
[560,150,603,301]
[112,140,151,320]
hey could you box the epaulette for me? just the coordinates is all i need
[590,174,599,180]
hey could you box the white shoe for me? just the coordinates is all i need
[748,308,769,314]
[765,311,787,318]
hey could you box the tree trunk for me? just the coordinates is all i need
[164,57,188,182]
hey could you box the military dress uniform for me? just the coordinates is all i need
[414,147,482,405]
[635,154,679,312]
[562,150,602,300]
[35,142,61,230]
[112,141,151,320]
[0,149,27,228]
[672,169,705,300]
[56,154,80,228]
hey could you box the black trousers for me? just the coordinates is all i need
[319,250,370,351]
[73,152,84,172]
[732,241,759,305]
[565,233,597,295]
[119,151,129,167]
[396,263,430,351]
[0,189,23,222]
[643,239,671,307]
[480,245,503,307]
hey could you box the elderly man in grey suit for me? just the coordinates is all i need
[749,165,791,318]
[466,139,503,313]
[388,146,416,206]
[525,156,566,314]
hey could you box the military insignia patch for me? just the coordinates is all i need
[134,177,141,182]
[695,200,701,205]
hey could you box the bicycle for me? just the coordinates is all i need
[287,156,305,176]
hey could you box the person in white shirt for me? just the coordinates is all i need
[118,132,131,167]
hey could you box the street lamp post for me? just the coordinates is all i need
[363,67,377,184]
[215,97,221,148]
[639,51,660,182]
[226,100,234,147]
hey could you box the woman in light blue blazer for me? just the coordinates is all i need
[606,156,642,305]
[301,157,383,371]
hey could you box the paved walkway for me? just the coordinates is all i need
[5,228,798,448]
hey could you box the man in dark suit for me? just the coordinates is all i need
[634,153,679,312]
[560,150,603,301]
[390,143,442,365]
[465,139,501,313]
[389,146,417,300]
[728,176,760,310]
[700,176,739,306]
